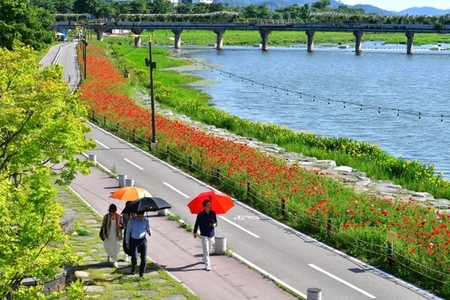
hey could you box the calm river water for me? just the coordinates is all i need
[175,43,450,178]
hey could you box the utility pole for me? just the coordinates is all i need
[145,42,157,146]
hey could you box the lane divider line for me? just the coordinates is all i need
[124,158,143,170]
[309,264,376,299]
[95,139,110,149]
[219,216,260,238]
[163,182,190,198]
[232,252,306,299]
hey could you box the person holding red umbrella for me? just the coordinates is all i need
[193,200,217,271]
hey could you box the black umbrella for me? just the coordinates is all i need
[121,197,172,214]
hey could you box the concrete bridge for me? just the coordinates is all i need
[50,21,450,54]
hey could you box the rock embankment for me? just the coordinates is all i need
[138,92,450,211]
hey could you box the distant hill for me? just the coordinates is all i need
[217,0,449,16]
[397,7,450,16]
[352,4,393,15]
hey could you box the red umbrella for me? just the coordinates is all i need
[187,190,235,214]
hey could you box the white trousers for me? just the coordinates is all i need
[201,236,215,268]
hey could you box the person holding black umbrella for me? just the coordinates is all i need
[193,200,217,271]
[125,210,151,277]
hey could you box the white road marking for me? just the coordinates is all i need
[232,252,306,299]
[234,215,260,220]
[123,158,143,170]
[219,216,260,238]
[163,182,190,198]
[309,264,376,299]
[95,139,109,149]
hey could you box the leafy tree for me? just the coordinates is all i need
[54,0,74,14]
[242,4,270,19]
[272,12,283,20]
[111,1,131,15]
[0,44,93,298]
[275,4,305,20]
[0,169,80,299]
[73,0,111,17]
[150,0,174,14]
[0,43,94,185]
[29,0,56,13]
[0,0,54,50]
[208,3,226,13]
[128,0,151,14]
[190,3,211,14]
[174,4,193,14]
[336,4,364,15]
[312,0,330,10]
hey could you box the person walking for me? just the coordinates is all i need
[122,201,136,263]
[193,200,217,271]
[125,210,151,277]
[101,204,122,268]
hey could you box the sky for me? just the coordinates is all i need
[340,0,450,12]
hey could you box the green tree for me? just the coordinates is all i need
[0,44,93,298]
[0,44,94,185]
[111,0,131,15]
[150,0,173,14]
[191,3,211,14]
[128,0,151,14]
[0,0,54,50]
[301,4,310,20]
[242,4,270,19]
[30,0,56,13]
[54,0,74,14]
[73,0,111,17]
[208,3,226,13]
[0,170,80,299]
[312,0,330,10]
[31,0,74,14]
[174,4,193,14]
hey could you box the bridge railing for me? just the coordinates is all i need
[48,21,450,34]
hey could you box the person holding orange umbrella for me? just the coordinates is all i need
[193,200,218,271]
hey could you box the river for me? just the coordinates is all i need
[174,42,450,178]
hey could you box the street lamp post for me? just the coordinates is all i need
[145,41,157,146]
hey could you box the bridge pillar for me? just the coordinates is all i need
[131,29,144,47]
[305,30,315,52]
[214,30,226,50]
[259,30,271,51]
[353,31,364,54]
[172,29,183,49]
[95,29,104,41]
[406,32,415,55]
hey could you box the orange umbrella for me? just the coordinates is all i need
[109,186,152,201]
[187,190,235,214]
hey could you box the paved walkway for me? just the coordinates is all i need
[70,164,298,299]
[41,43,299,299]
